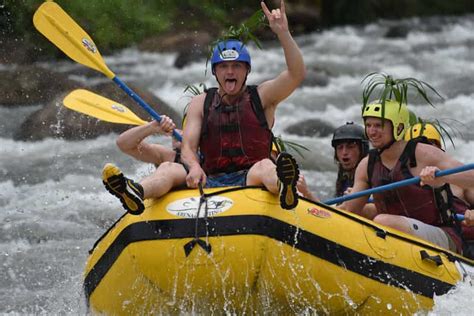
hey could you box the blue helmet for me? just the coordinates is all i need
[211,39,251,74]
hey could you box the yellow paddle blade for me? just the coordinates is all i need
[63,89,147,126]
[33,2,115,79]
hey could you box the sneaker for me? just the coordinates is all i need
[276,152,300,210]
[102,163,145,215]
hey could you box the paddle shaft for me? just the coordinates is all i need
[324,163,474,205]
[112,77,182,141]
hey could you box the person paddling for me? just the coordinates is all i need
[339,99,474,254]
[102,0,305,214]
[405,122,474,257]
[115,121,182,167]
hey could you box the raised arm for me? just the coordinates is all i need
[181,94,207,188]
[116,116,175,164]
[258,0,306,109]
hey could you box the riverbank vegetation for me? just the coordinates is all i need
[1,0,473,63]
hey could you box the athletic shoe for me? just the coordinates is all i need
[102,163,145,215]
[276,152,300,210]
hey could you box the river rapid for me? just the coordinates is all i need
[1,14,473,314]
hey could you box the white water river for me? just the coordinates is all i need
[1,14,473,314]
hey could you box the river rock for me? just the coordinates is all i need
[0,65,77,106]
[384,24,411,38]
[285,118,335,137]
[302,67,329,87]
[14,82,182,141]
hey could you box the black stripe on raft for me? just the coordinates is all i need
[84,214,455,301]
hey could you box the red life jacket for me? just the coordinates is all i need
[199,86,273,175]
[367,139,470,252]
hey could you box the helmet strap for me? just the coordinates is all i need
[377,139,395,154]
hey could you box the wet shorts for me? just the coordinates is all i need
[405,217,456,251]
[205,170,248,188]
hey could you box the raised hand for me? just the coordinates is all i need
[261,0,289,35]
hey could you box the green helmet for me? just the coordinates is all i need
[362,100,410,141]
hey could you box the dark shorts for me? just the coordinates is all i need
[205,170,248,188]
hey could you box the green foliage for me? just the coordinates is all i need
[362,72,460,146]
[361,72,443,129]
[205,9,266,74]
[408,109,418,126]
[411,117,461,149]
[362,72,443,109]
[3,0,474,57]
[2,0,271,55]
[54,0,173,51]
[180,83,207,122]
[219,9,266,48]
[274,135,311,159]
[2,0,173,51]
[4,0,257,54]
[183,83,206,97]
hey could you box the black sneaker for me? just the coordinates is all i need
[276,152,300,210]
[102,163,145,215]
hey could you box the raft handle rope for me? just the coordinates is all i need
[183,182,212,256]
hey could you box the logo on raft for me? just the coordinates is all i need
[307,207,331,219]
[166,196,234,218]
[81,38,97,53]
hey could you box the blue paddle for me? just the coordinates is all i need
[324,163,474,209]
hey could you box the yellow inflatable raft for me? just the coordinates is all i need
[84,186,474,314]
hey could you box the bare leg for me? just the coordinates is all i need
[373,214,412,234]
[246,158,278,193]
[141,162,187,199]
[247,154,300,210]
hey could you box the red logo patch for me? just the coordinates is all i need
[307,207,331,218]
